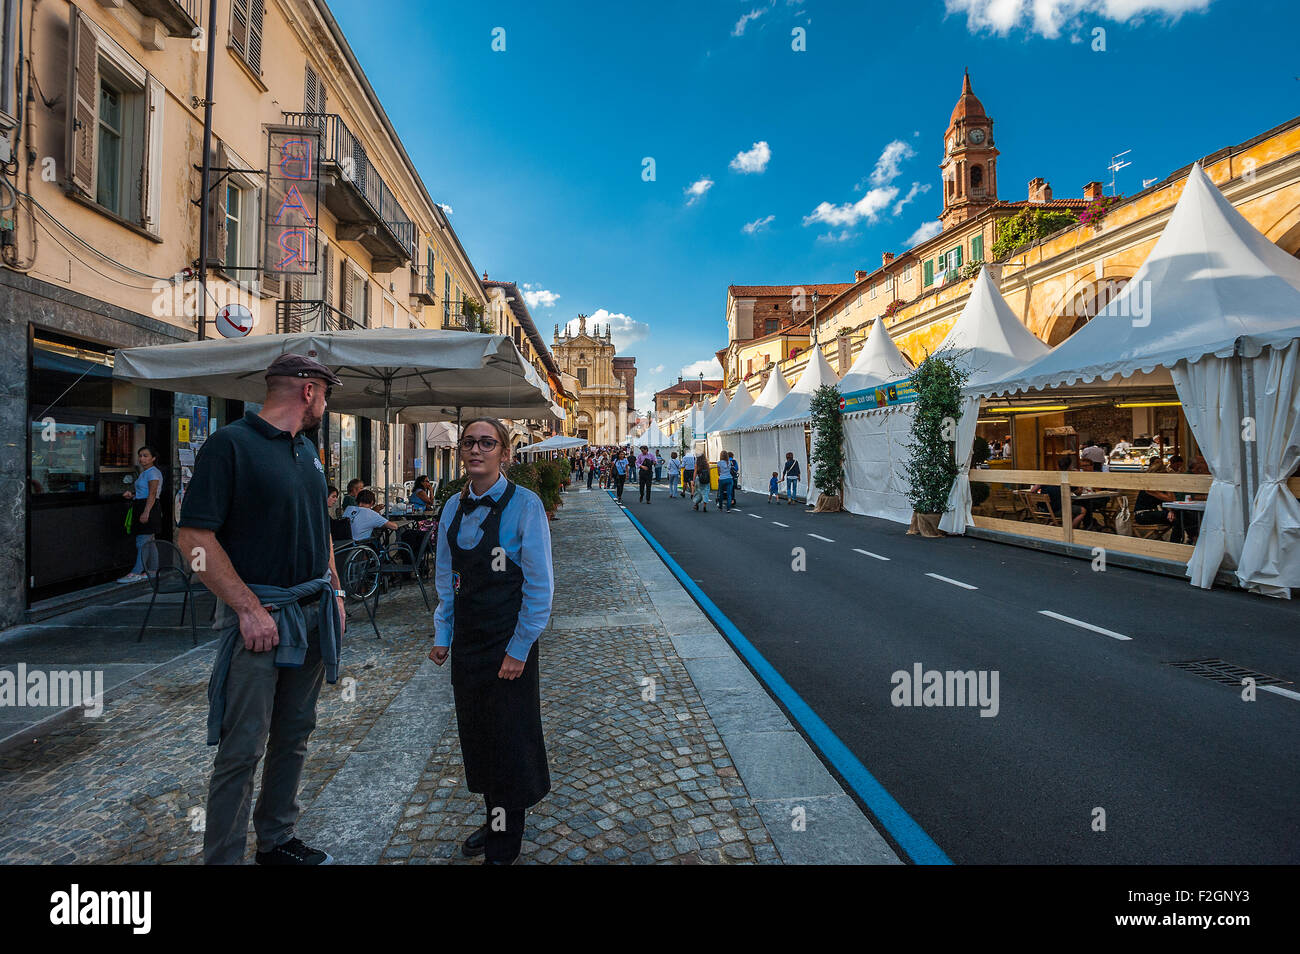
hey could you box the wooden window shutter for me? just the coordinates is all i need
[923,259,934,286]
[323,243,333,306]
[361,276,370,326]
[955,245,963,268]
[247,0,265,73]
[230,0,248,58]
[65,7,98,195]
[971,233,983,262]
[205,140,228,269]
[260,196,282,300]
[304,65,317,112]
[339,261,351,316]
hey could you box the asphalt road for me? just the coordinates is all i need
[609,481,1300,864]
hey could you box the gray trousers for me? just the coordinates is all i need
[204,601,325,864]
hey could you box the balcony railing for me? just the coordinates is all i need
[282,112,416,270]
[441,310,494,333]
[277,299,365,335]
[127,0,201,36]
[409,265,436,305]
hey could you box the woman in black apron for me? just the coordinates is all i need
[429,418,553,864]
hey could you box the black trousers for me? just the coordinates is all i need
[639,471,652,501]
[613,474,626,500]
[586,469,594,489]
[485,799,526,863]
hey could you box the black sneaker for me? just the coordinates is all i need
[255,837,334,865]
[462,824,489,857]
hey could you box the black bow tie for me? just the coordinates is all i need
[462,495,497,513]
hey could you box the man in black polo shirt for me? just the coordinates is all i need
[178,353,346,865]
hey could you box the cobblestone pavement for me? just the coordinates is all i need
[0,487,788,864]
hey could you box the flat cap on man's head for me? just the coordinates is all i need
[265,353,343,385]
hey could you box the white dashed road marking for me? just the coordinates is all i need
[853,548,890,561]
[772,521,789,528]
[749,513,763,519]
[1038,610,1131,641]
[808,533,835,543]
[1261,685,1300,702]
[926,573,977,590]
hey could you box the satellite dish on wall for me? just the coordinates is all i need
[216,303,256,338]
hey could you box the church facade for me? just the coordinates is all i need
[551,315,632,444]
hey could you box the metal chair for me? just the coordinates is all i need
[334,539,382,638]
[137,539,203,645]
[374,528,434,613]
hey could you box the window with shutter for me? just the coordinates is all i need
[205,140,228,269]
[229,0,265,74]
[923,259,934,286]
[954,245,963,268]
[971,233,984,262]
[65,8,97,195]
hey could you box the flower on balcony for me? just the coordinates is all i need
[1079,194,1123,227]
[882,299,904,318]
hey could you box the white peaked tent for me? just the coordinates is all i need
[975,162,1300,593]
[699,390,731,433]
[838,317,915,395]
[936,266,1051,533]
[638,415,676,449]
[706,382,754,459]
[721,369,791,495]
[842,267,1048,526]
[749,347,842,502]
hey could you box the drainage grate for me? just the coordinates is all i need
[1166,658,1292,687]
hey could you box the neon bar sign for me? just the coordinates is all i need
[264,126,321,277]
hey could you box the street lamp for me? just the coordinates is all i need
[810,291,821,346]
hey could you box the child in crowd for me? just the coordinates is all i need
[768,472,779,503]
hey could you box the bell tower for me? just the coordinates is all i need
[940,70,999,231]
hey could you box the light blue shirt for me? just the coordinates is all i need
[433,474,554,661]
[134,465,162,499]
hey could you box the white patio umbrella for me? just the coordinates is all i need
[114,326,553,480]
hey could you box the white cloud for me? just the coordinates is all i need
[815,230,858,244]
[438,203,453,215]
[732,4,771,36]
[870,140,915,187]
[892,182,931,215]
[681,357,724,379]
[945,0,1212,39]
[650,364,665,374]
[730,141,772,174]
[685,177,714,206]
[563,309,650,351]
[905,220,944,246]
[742,214,776,234]
[521,284,560,310]
[804,139,915,229]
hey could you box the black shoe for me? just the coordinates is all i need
[255,837,334,865]
[462,824,489,858]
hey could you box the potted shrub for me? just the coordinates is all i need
[904,350,970,537]
[809,384,844,512]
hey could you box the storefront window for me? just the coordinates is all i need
[29,421,96,494]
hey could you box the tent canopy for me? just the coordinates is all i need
[837,316,915,396]
[938,266,1050,391]
[757,346,841,428]
[729,368,791,432]
[977,162,1300,398]
[710,383,754,433]
[520,435,587,454]
[113,327,554,422]
[699,390,731,432]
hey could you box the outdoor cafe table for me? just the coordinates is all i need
[1161,499,1206,543]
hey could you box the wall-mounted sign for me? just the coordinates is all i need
[264,125,321,277]
[839,377,918,412]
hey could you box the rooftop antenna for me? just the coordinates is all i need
[1107,150,1132,196]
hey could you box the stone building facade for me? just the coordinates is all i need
[550,315,631,445]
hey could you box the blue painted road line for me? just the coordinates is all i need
[610,489,952,865]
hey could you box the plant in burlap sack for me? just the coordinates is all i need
[809,384,844,504]
[904,349,970,516]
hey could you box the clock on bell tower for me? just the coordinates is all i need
[940,70,999,231]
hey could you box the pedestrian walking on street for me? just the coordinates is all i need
[654,453,663,483]
[691,451,710,512]
[612,451,630,503]
[666,451,682,498]
[586,456,596,490]
[178,353,346,866]
[727,453,739,509]
[429,418,553,865]
[782,452,801,505]
[636,445,655,504]
[118,445,163,583]
[716,451,735,512]
[682,448,696,500]
[768,472,779,503]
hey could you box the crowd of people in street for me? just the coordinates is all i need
[561,442,804,513]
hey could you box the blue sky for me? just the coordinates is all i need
[328,0,1300,409]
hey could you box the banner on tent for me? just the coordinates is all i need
[839,377,917,412]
